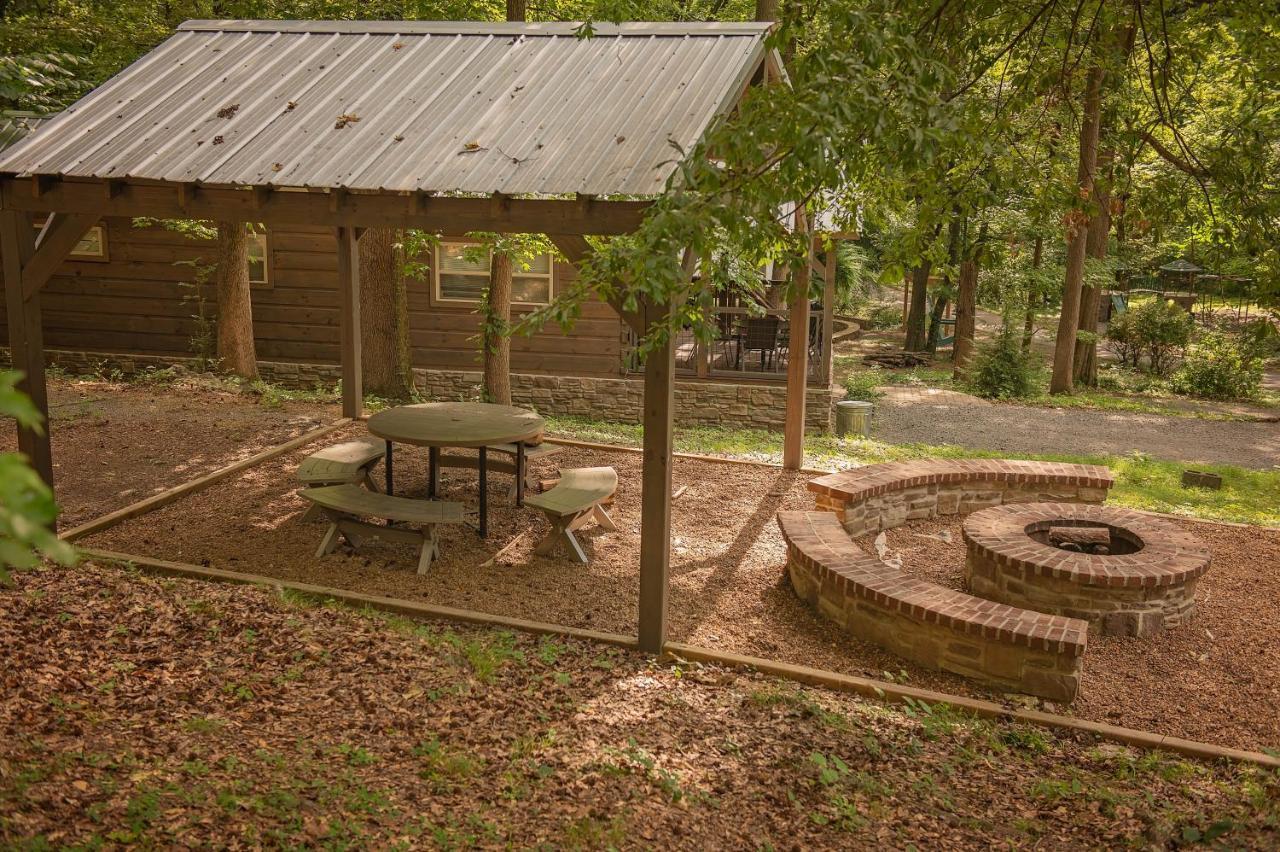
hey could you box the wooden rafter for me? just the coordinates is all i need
[22,212,102,300]
[0,178,649,236]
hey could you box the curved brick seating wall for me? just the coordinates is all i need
[778,511,1087,702]
[808,459,1115,539]
[776,460,1117,702]
[963,503,1211,637]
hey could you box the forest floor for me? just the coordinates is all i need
[3,561,1279,850]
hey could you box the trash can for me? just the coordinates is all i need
[835,400,874,438]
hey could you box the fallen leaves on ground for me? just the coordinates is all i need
[2,562,1277,849]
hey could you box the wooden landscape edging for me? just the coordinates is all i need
[79,547,638,649]
[76,546,1280,771]
[542,435,832,476]
[59,418,352,542]
[663,643,1280,770]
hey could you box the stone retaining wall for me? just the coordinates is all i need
[14,348,833,431]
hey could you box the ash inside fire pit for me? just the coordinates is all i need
[1030,523,1144,556]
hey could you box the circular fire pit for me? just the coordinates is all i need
[962,503,1210,637]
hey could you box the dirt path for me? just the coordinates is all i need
[870,386,1280,469]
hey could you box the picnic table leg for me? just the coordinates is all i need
[384,441,394,496]
[515,443,526,507]
[428,446,439,498]
[478,446,488,538]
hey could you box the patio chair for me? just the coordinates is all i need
[739,316,781,371]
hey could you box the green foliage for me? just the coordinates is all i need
[842,369,884,403]
[1171,331,1264,401]
[0,372,76,587]
[1106,300,1194,375]
[966,325,1034,399]
[863,304,904,330]
[0,52,91,111]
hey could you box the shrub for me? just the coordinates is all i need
[1171,332,1264,400]
[843,368,885,402]
[1105,299,1193,375]
[967,326,1035,399]
[864,304,902,330]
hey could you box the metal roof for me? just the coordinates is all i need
[0,20,772,198]
[0,112,55,152]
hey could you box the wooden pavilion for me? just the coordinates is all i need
[0,19,810,652]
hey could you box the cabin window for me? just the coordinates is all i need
[32,217,108,261]
[434,242,553,305]
[247,228,269,285]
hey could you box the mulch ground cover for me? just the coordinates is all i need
[3,562,1278,849]
[0,375,337,529]
[82,420,1280,754]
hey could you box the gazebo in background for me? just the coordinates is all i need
[1158,259,1203,313]
[0,19,802,654]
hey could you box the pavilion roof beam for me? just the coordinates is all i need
[0,178,650,236]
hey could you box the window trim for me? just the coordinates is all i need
[432,240,554,307]
[34,217,109,262]
[246,227,272,288]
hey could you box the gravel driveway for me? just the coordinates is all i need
[870,387,1280,469]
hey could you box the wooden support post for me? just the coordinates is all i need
[782,209,812,471]
[637,296,676,653]
[335,225,362,418]
[1,209,53,488]
[821,240,836,385]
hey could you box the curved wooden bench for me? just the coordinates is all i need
[778,510,1087,702]
[809,459,1114,537]
[301,484,465,575]
[436,441,564,502]
[297,438,386,521]
[525,467,618,563]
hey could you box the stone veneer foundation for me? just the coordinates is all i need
[962,503,1210,637]
[14,348,833,432]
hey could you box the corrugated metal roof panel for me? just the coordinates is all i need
[0,113,56,152]
[0,20,770,198]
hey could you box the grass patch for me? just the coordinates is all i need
[544,416,1280,526]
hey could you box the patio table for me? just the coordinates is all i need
[367,402,545,538]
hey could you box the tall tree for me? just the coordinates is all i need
[477,0,527,407]
[358,228,414,399]
[1049,63,1105,395]
[214,222,258,380]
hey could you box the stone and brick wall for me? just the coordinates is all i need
[15,348,833,432]
[778,510,1086,702]
[962,503,1210,637]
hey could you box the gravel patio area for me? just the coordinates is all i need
[0,376,337,528]
[81,423,1280,753]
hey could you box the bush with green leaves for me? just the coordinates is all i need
[842,368,885,402]
[863,304,903,330]
[0,372,76,587]
[966,326,1035,399]
[1171,332,1264,400]
[1105,299,1194,375]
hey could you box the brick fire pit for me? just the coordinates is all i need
[963,503,1211,637]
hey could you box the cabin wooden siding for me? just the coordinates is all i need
[0,218,625,378]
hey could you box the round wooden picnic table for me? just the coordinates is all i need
[367,402,545,538]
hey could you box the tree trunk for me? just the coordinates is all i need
[484,252,513,405]
[1022,235,1043,352]
[506,0,525,20]
[905,261,931,351]
[953,248,979,379]
[926,295,949,353]
[1049,64,1104,395]
[1073,145,1113,385]
[214,222,258,380]
[358,228,414,399]
[754,0,778,20]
